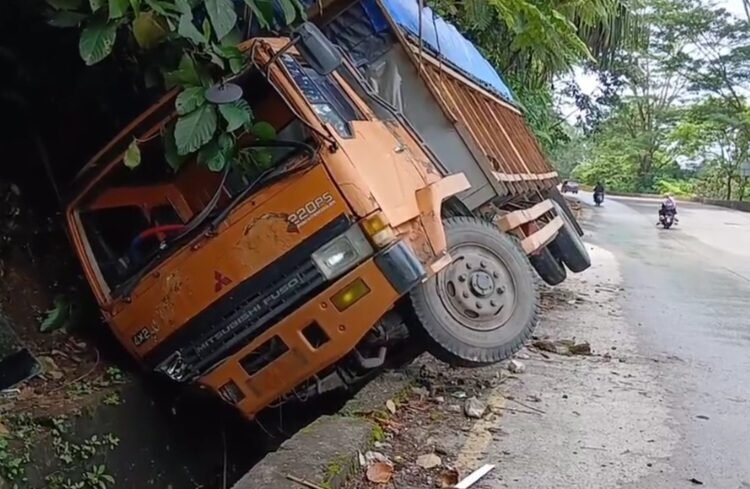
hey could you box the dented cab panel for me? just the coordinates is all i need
[108,165,348,361]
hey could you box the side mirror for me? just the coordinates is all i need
[295,22,342,76]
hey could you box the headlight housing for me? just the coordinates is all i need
[312,226,373,280]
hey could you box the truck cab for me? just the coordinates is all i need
[65,33,475,418]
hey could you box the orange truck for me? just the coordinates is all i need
[66,20,587,420]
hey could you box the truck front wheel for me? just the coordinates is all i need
[410,217,539,366]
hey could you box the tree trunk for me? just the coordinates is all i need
[740,177,748,201]
[726,174,733,201]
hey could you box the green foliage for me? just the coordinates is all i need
[78,18,118,66]
[174,103,218,155]
[123,139,142,169]
[47,0,305,173]
[430,0,639,89]
[219,100,253,131]
[40,294,80,333]
[654,178,695,197]
[572,0,750,200]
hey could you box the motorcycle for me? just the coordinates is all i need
[659,209,676,229]
[593,191,604,206]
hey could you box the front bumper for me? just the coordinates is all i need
[198,241,425,418]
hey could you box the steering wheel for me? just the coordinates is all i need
[129,224,186,257]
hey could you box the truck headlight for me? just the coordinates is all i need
[312,226,373,280]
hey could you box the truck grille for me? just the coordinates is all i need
[144,215,350,379]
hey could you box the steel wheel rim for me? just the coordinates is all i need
[435,242,518,333]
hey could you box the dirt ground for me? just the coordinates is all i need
[0,182,111,420]
[344,242,679,489]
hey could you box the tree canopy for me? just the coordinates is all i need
[557,0,750,201]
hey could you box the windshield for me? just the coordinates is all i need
[75,71,315,294]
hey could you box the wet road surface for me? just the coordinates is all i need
[343,194,750,489]
[584,195,750,488]
[433,195,750,489]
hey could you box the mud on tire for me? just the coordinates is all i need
[409,217,539,366]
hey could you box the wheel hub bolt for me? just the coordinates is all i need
[480,261,487,269]
[458,274,467,282]
[493,271,500,278]
[466,263,473,270]
[490,300,497,307]
[497,286,506,294]
[462,292,470,298]
[476,302,483,309]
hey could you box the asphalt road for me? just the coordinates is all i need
[582,193,750,488]
[429,193,750,489]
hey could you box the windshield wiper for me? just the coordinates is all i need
[117,140,314,300]
[208,140,315,232]
[117,163,231,299]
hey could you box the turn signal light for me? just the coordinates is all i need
[361,212,396,248]
[331,278,371,311]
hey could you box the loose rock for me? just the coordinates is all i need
[508,359,526,374]
[416,453,442,469]
[365,451,391,465]
[386,399,397,414]
[464,397,487,419]
[447,404,462,414]
[38,356,64,380]
[366,462,394,484]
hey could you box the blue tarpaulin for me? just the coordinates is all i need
[296,0,514,101]
[376,0,513,101]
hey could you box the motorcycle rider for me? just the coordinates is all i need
[658,193,678,224]
[593,181,605,203]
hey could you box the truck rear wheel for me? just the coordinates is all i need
[548,188,584,236]
[549,201,591,273]
[530,247,567,286]
[410,217,538,366]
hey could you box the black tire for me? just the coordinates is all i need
[548,187,584,236]
[409,217,539,366]
[549,201,591,273]
[530,247,567,286]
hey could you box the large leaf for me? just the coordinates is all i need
[173,0,192,14]
[214,44,245,73]
[243,0,272,29]
[219,99,252,131]
[40,295,74,333]
[175,104,218,155]
[164,125,187,171]
[175,86,206,115]
[90,0,107,13]
[204,0,237,40]
[278,0,298,25]
[47,0,84,10]
[79,18,118,65]
[252,121,276,140]
[133,11,168,48]
[124,139,142,168]
[109,0,129,18]
[48,10,88,27]
[165,54,201,86]
[178,14,207,44]
[198,134,234,171]
[144,0,178,17]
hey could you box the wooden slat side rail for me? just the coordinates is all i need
[497,199,555,232]
[405,43,556,186]
[521,216,563,255]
